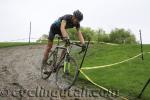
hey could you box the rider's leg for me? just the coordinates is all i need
[42,40,53,64]
[42,24,56,65]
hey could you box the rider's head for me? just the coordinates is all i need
[72,10,83,24]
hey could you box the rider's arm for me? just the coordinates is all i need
[60,20,69,38]
[76,28,85,45]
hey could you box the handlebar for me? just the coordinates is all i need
[70,42,82,47]
[56,36,88,54]
[69,42,86,54]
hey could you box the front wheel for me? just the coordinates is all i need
[56,56,79,90]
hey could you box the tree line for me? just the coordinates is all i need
[37,27,137,44]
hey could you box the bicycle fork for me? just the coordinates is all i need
[64,56,70,73]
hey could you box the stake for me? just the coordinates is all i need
[138,78,150,98]
[139,30,144,60]
[29,21,31,43]
[79,39,90,69]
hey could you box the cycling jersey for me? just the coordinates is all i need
[48,14,80,41]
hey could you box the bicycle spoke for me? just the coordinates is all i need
[56,56,79,90]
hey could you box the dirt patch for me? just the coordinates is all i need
[0,45,116,100]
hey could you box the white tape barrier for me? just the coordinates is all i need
[79,69,129,100]
[81,53,146,70]
[79,52,150,100]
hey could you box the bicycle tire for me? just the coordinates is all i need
[41,51,57,80]
[56,56,79,90]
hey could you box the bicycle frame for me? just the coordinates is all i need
[53,36,90,74]
[54,44,73,73]
[44,36,90,90]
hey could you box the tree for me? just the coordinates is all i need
[96,28,110,43]
[109,28,136,44]
[80,27,96,41]
[67,27,96,41]
[67,28,77,40]
[36,34,48,43]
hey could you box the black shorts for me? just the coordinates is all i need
[48,24,62,41]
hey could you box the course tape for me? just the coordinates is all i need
[81,53,142,70]
[79,52,150,100]
[79,69,128,100]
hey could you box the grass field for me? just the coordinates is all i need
[75,43,150,100]
[0,42,43,48]
[0,40,62,48]
[1,42,150,100]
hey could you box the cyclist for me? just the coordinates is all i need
[42,10,86,66]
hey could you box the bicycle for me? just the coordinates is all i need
[41,36,89,90]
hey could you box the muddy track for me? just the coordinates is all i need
[0,45,115,100]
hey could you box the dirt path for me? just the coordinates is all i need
[0,45,116,100]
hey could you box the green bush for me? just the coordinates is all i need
[67,27,96,41]
[96,29,110,43]
[37,27,137,44]
[109,28,136,44]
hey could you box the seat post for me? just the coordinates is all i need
[56,35,61,46]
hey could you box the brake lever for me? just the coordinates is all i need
[74,43,82,47]
[78,49,85,54]
[78,43,87,54]
[79,47,86,54]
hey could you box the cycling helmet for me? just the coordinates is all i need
[73,10,83,22]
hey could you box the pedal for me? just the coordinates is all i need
[44,71,51,75]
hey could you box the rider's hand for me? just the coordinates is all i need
[81,43,86,52]
[63,37,70,45]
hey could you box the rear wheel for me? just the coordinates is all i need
[56,56,79,90]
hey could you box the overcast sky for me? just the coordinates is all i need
[0,0,150,43]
